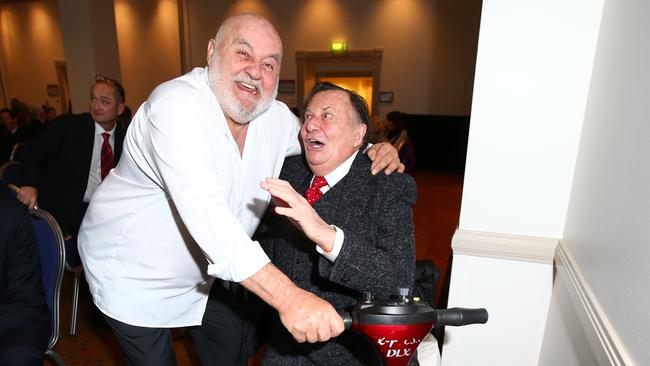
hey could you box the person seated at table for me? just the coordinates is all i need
[247,82,418,365]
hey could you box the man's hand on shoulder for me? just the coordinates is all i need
[366,142,405,175]
[16,186,38,209]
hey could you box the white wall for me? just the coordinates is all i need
[541,0,650,363]
[538,264,598,366]
[0,0,65,111]
[0,0,481,116]
[459,0,603,239]
[114,0,181,110]
[443,254,553,365]
[443,0,604,364]
[184,0,481,117]
[58,0,122,113]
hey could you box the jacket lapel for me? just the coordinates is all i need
[81,114,95,175]
[313,152,371,224]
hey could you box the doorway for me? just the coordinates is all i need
[296,49,382,116]
[316,75,374,112]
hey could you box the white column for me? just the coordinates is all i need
[441,0,604,364]
[57,0,121,112]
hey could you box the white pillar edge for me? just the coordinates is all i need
[555,242,634,365]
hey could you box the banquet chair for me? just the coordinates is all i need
[1,183,18,200]
[67,255,83,336]
[29,207,66,366]
[9,142,23,161]
[3,177,80,336]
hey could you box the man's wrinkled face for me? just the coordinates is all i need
[301,90,367,176]
[208,17,282,124]
[89,82,124,128]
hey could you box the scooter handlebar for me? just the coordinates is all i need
[339,306,488,330]
[435,307,488,327]
[341,311,353,330]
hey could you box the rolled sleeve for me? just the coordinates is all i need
[207,240,270,281]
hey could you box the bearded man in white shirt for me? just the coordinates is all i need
[78,12,403,365]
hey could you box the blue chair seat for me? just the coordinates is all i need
[30,208,66,366]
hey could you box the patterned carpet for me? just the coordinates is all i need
[47,171,463,365]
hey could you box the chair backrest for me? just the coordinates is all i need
[10,142,22,161]
[0,160,23,187]
[29,208,66,352]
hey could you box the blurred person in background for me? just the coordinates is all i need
[386,111,416,176]
[16,75,127,269]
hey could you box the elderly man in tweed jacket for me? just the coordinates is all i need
[251,82,417,366]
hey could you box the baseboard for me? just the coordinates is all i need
[555,242,633,365]
[451,229,558,264]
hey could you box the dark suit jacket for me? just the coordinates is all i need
[0,128,16,165]
[19,113,125,236]
[0,195,50,343]
[253,153,418,366]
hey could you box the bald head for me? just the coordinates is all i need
[206,13,283,124]
[214,13,283,63]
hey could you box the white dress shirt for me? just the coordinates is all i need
[313,150,360,262]
[78,67,301,327]
[83,123,116,202]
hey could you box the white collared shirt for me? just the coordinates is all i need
[78,67,301,327]
[83,123,116,202]
[313,150,360,262]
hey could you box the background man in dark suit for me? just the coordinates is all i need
[254,82,418,365]
[0,194,51,366]
[0,108,18,164]
[16,75,127,265]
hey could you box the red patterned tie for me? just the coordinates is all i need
[100,132,115,181]
[305,176,328,205]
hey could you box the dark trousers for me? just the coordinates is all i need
[104,281,245,366]
[103,315,177,366]
[190,282,246,366]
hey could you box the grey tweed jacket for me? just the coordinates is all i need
[253,152,418,366]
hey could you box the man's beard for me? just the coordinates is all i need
[208,57,278,124]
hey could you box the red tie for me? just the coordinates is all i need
[100,132,115,181]
[305,176,328,205]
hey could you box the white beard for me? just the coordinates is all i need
[208,57,278,124]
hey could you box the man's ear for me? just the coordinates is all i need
[118,103,125,116]
[206,38,216,65]
[354,123,368,148]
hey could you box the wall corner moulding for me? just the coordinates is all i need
[555,243,633,365]
[451,229,559,264]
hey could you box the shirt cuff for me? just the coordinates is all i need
[207,240,271,282]
[316,225,344,262]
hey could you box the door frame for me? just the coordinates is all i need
[296,49,383,116]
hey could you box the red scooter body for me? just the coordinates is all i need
[342,291,488,366]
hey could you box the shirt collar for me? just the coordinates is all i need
[94,122,116,136]
[321,150,360,188]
